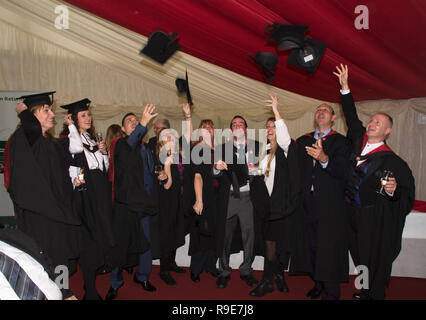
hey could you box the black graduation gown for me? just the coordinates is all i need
[111,137,158,267]
[188,145,219,256]
[296,129,350,283]
[215,140,264,258]
[250,141,311,275]
[7,110,81,274]
[341,93,415,296]
[67,137,117,272]
[153,162,186,257]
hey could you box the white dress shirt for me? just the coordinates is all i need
[0,240,63,300]
[259,119,291,196]
[68,124,109,183]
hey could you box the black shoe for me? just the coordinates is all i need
[249,280,274,297]
[82,294,103,300]
[216,276,230,288]
[170,264,186,274]
[133,275,157,292]
[159,271,177,286]
[190,272,200,283]
[275,273,289,293]
[105,287,119,300]
[206,269,221,278]
[240,274,259,287]
[306,287,322,299]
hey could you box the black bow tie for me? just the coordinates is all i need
[83,143,98,153]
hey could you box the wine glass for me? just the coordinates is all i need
[77,169,87,191]
[376,170,393,196]
[95,132,103,142]
[155,164,166,185]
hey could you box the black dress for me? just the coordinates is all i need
[154,162,185,264]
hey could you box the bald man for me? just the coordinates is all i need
[296,101,350,300]
[335,64,415,300]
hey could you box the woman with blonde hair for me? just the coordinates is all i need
[249,94,308,297]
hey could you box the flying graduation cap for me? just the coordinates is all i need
[266,22,327,73]
[18,91,56,108]
[287,37,327,73]
[248,52,278,82]
[266,23,310,50]
[60,98,91,115]
[175,70,193,105]
[140,30,181,64]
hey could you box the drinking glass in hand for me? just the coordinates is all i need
[77,169,87,191]
[376,170,393,196]
[95,132,103,142]
[155,164,166,185]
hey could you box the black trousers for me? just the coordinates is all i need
[304,191,340,300]
[190,248,217,275]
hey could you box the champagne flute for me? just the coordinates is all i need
[95,132,103,142]
[155,164,166,185]
[77,168,87,191]
[376,170,393,196]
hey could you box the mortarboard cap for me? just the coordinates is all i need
[60,98,91,115]
[249,52,278,82]
[175,70,193,106]
[18,91,56,109]
[287,37,327,73]
[140,31,181,64]
[266,23,310,50]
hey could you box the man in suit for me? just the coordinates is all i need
[214,116,261,289]
[296,101,349,300]
[334,64,415,300]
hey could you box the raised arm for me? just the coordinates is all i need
[333,64,365,140]
[127,104,158,149]
[266,94,291,156]
[16,103,42,146]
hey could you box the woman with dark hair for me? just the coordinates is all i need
[60,99,115,300]
[105,124,125,151]
[7,92,81,300]
[248,94,309,297]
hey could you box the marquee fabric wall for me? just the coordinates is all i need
[0,0,425,201]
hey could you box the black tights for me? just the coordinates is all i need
[263,240,283,282]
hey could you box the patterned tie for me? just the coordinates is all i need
[0,252,47,300]
[313,132,324,167]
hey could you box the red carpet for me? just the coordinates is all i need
[69,265,426,300]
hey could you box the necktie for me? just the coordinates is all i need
[0,252,47,300]
[313,132,324,167]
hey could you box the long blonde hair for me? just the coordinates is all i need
[265,117,276,178]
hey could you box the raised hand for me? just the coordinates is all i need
[333,64,349,91]
[16,102,28,115]
[265,94,282,120]
[64,114,74,126]
[140,103,158,126]
[182,103,191,119]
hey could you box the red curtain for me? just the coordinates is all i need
[65,0,426,102]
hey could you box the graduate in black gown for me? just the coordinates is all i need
[154,123,186,285]
[189,118,221,282]
[334,64,415,300]
[296,101,350,300]
[249,95,310,297]
[60,99,115,300]
[7,92,81,300]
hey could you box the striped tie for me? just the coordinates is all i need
[0,252,47,300]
